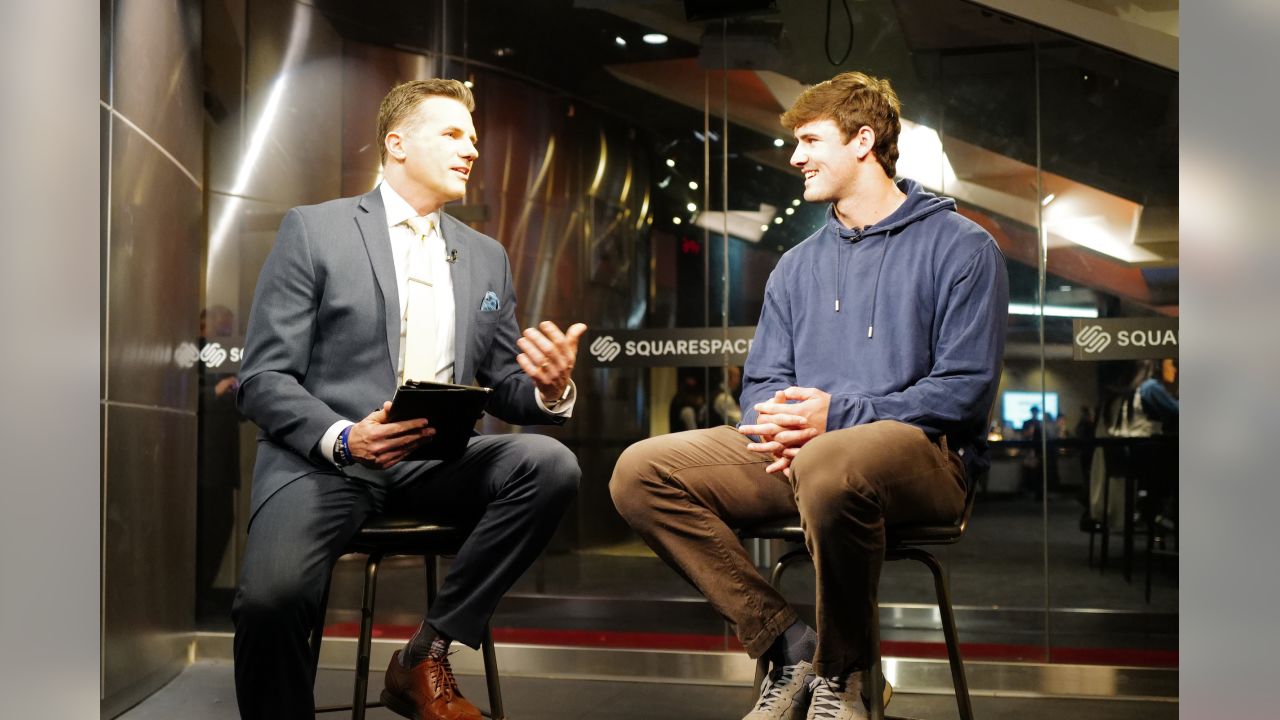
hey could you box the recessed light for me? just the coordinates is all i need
[785,208,794,215]
[791,199,801,207]
[666,158,676,168]
[686,203,697,212]
[494,47,515,58]
[643,33,668,45]
[463,80,474,89]
[688,181,698,190]
[773,217,783,224]
[773,138,785,147]
[615,36,627,47]
[673,217,682,225]
[760,224,769,232]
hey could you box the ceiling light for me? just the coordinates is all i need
[773,138,785,147]
[463,80,474,89]
[643,33,668,45]
[494,47,515,58]
[791,199,801,206]
[785,207,794,215]
[688,181,698,190]
[672,217,682,225]
[1041,193,1056,207]
[760,224,769,232]
[614,36,627,47]
[773,217,783,224]
[686,203,697,212]
[666,158,676,168]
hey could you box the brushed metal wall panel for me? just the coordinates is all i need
[203,0,247,199]
[101,105,110,400]
[225,0,342,205]
[110,0,202,178]
[102,404,197,711]
[106,116,202,411]
[101,0,112,102]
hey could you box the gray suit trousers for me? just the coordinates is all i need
[232,433,579,720]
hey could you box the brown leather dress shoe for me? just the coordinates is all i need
[382,650,483,720]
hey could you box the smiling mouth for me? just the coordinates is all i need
[803,169,818,181]
[452,166,471,179]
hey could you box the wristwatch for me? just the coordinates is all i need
[544,382,572,410]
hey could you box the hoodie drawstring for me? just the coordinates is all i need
[866,230,891,338]
[833,227,890,340]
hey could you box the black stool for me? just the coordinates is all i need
[310,515,506,720]
[738,469,980,720]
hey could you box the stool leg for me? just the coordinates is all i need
[904,548,973,720]
[867,597,885,720]
[353,553,381,720]
[481,624,505,719]
[425,553,439,607]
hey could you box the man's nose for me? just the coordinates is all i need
[789,146,805,167]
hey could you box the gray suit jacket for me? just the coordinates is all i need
[238,188,562,519]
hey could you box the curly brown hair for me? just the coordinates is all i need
[780,71,902,178]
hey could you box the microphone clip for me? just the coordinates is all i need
[446,249,459,264]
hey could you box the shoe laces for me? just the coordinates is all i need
[753,664,807,711]
[426,650,463,702]
[807,675,856,719]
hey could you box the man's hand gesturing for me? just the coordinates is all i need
[346,401,435,470]
[516,321,588,405]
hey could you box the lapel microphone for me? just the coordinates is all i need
[446,249,459,264]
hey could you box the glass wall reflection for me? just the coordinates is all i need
[196,0,1177,671]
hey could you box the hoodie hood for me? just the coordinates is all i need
[825,178,956,240]
[830,179,956,336]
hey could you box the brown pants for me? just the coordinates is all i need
[610,421,965,677]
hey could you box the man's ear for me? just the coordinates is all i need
[384,130,406,162]
[853,125,875,160]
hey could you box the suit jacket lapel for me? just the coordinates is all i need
[355,189,401,381]
[441,213,474,385]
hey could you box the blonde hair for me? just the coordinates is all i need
[376,79,475,164]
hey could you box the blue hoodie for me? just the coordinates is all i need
[740,178,1009,468]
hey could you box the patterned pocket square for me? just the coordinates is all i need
[480,291,500,312]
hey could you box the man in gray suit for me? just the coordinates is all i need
[233,79,586,720]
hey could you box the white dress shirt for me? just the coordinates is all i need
[318,182,574,465]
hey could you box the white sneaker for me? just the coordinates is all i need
[743,661,815,720]
[804,673,867,720]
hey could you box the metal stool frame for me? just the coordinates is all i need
[309,517,506,720]
[739,466,981,720]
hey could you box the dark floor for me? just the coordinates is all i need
[119,661,1178,720]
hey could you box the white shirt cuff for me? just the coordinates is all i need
[318,419,356,466]
[535,380,576,417]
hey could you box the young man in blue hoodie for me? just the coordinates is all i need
[611,72,1008,719]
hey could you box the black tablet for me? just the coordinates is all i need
[387,380,492,461]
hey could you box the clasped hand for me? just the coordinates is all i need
[737,386,831,476]
[516,320,588,405]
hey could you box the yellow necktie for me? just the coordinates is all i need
[402,216,438,383]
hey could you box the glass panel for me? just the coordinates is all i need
[1036,31,1179,667]
[899,0,1049,662]
[193,0,1175,679]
